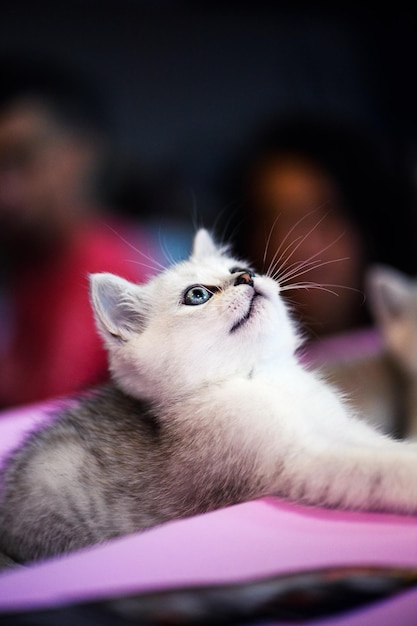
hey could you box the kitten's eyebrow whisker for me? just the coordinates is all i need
[127,259,167,274]
[158,230,178,267]
[103,222,166,272]
[217,201,241,247]
[158,232,171,266]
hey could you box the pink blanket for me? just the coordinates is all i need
[0,397,417,624]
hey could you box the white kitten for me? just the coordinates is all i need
[1,230,417,565]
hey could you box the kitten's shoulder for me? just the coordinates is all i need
[47,386,163,456]
[67,384,160,434]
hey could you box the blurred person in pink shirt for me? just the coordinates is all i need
[0,58,153,407]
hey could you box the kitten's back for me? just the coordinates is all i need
[0,386,166,563]
[0,383,262,564]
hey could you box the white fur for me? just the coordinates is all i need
[91,234,300,402]
[90,230,417,514]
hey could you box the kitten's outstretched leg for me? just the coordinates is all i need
[277,436,417,515]
[204,376,417,516]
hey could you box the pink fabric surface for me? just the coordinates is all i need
[0,219,153,408]
[1,402,417,624]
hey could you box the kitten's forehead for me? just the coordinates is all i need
[162,255,238,285]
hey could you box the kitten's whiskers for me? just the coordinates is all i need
[158,231,177,267]
[262,214,281,273]
[280,282,340,297]
[103,222,166,273]
[280,281,364,300]
[265,207,328,279]
[261,210,366,302]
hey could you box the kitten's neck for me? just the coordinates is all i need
[114,351,304,408]
[250,352,301,380]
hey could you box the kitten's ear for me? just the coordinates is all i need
[191,229,221,260]
[366,265,412,324]
[90,273,145,342]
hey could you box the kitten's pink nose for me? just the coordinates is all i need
[234,272,254,288]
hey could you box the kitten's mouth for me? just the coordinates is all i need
[230,293,262,333]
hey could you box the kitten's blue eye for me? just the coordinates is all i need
[183,286,213,306]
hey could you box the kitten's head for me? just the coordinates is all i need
[90,230,301,400]
[367,265,417,375]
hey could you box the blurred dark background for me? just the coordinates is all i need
[2,0,417,406]
[2,1,417,225]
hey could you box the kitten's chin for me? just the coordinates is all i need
[227,295,298,363]
[230,293,263,333]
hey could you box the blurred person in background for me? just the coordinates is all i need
[224,114,417,340]
[0,58,152,408]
